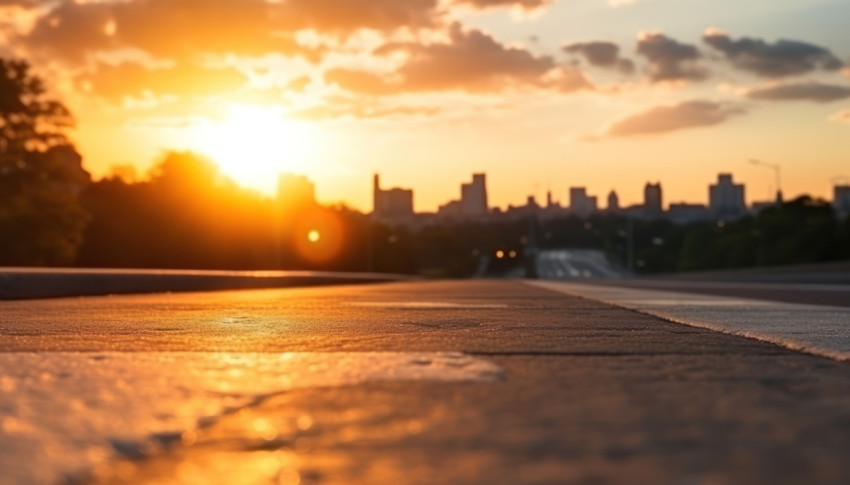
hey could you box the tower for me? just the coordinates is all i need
[643,182,663,217]
[373,173,381,214]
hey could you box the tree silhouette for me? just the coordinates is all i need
[0,58,90,265]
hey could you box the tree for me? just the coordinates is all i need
[0,58,90,265]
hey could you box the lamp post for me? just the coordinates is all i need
[749,159,782,204]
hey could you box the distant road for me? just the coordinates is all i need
[535,251,850,308]
[535,249,623,279]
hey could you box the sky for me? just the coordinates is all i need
[1,0,848,212]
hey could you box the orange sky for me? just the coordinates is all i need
[2,0,848,212]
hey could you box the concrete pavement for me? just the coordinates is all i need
[533,280,850,361]
[2,280,850,484]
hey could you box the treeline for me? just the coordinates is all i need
[532,201,850,274]
[77,152,376,272]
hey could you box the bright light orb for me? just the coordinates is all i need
[307,230,321,243]
[192,104,314,193]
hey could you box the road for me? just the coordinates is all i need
[3,280,850,484]
[535,249,622,279]
[534,249,850,307]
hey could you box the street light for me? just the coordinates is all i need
[749,159,782,204]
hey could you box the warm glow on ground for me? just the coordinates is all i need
[190,104,315,193]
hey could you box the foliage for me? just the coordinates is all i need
[0,58,89,265]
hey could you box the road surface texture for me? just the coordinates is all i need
[3,280,850,484]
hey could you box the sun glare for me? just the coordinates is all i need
[192,104,315,193]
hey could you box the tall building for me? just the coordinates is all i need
[460,173,488,216]
[373,174,414,220]
[277,173,316,212]
[643,182,663,218]
[569,187,597,218]
[709,173,746,219]
[607,190,620,212]
[835,185,850,216]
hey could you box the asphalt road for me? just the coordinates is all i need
[536,249,622,279]
[3,280,850,484]
[534,249,850,307]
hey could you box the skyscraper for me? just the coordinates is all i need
[461,173,488,216]
[709,173,746,219]
[607,190,620,212]
[643,182,663,217]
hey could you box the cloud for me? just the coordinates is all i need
[605,100,745,137]
[326,23,589,94]
[830,109,850,123]
[747,82,850,103]
[0,0,39,7]
[77,62,247,100]
[563,41,634,73]
[703,29,844,78]
[275,0,440,33]
[636,31,706,83]
[19,0,436,64]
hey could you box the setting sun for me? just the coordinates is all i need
[191,104,315,193]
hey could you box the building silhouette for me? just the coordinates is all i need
[438,173,490,219]
[461,174,488,216]
[835,185,850,216]
[365,170,849,227]
[643,182,663,218]
[373,174,414,221]
[607,190,620,213]
[569,187,597,217]
[709,174,746,219]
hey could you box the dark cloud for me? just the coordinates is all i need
[24,1,117,62]
[747,82,850,103]
[20,0,435,64]
[77,62,247,100]
[563,41,634,73]
[636,32,706,83]
[326,24,589,94]
[276,0,439,33]
[606,101,744,137]
[703,30,844,78]
[0,0,39,7]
